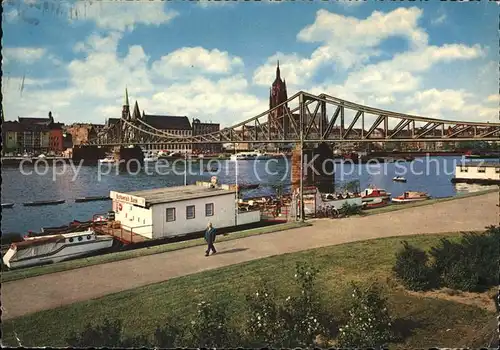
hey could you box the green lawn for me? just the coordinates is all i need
[2,232,496,348]
[1,221,310,283]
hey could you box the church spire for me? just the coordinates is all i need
[124,87,130,106]
[276,60,280,80]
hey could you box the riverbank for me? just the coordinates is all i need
[1,232,496,347]
[1,221,310,283]
[1,191,496,321]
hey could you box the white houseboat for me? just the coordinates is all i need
[2,230,114,269]
[451,162,500,185]
[109,182,261,241]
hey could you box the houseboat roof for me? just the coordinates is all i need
[124,185,234,206]
[459,162,500,168]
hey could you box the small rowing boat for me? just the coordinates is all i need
[23,199,65,207]
[392,176,407,183]
[1,203,14,209]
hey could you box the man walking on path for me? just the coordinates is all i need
[204,222,217,256]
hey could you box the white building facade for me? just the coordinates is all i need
[110,185,260,240]
[453,163,500,184]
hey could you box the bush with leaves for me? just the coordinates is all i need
[393,241,436,291]
[340,202,362,216]
[337,283,394,348]
[245,261,327,348]
[184,299,235,348]
[244,283,287,347]
[66,319,150,347]
[430,226,500,291]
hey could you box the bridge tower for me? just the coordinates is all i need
[268,61,289,145]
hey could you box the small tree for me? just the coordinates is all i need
[337,283,393,348]
[393,241,436,291]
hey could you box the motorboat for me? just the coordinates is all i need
[361,187,391,208]
[2,230,114,269]
[392,191,430,203]
[230,151,272,161]
[144,156,158,163]
[98,156,116,164]
[1,203,14,209]
[392,176,407,183]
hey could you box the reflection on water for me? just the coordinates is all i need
[1,156,495,233]
[454,183,498,194]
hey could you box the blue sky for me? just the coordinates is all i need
[3,0,499,126]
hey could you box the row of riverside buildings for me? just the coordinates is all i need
[2,112,72,155]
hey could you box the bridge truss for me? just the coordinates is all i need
[89,91,500,146]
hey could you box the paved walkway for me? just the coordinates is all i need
[2,192,498,320]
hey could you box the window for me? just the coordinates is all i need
[496,168,500,174]
[477,168,486,173]
[460,167,468,173]
[205,203,214,217]
[78,236,83,242]
[166,208,176,222]
[186,205,196,219]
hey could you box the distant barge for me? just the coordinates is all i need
[23,199,65,207]
[75,196,110,203]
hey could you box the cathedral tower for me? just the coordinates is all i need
[268,61,289,135]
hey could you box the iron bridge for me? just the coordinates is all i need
[89,91,500,146]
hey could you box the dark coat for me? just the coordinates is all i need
[205,227,216,243]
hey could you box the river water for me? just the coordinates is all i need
[1,156,494,233]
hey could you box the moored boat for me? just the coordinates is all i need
[392,191,430,203]
[2,230,114,269]
[1,203,14,209]
[392,176,407,183]
[23,199,65,207]
[361,187,391,208]
[75,196,110,203]
[98,156,116,164]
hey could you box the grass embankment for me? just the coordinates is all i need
[364,188,498,216]
[2,232,496,348]
[1,221,309,283]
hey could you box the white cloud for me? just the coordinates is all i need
[197,0,236,8]
[152,47,244,79]
[70,1,178,32]
[3,47,47,64]
[431,13,447,25]
[3,30,265,127]
[254,7,430,86]
[486,94,500,103]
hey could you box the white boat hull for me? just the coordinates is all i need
[392,197,428,203]
[3,236,114,269]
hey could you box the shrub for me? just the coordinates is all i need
[244,261,328,348]
[393,241,436,291]
[337,283,394,348]
[340,202,362,216]
[430,227,500,291]
[244,284,286,347]
[66,319,149,347]
[185,299,235,348]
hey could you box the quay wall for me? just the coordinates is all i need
[1,157,72,167]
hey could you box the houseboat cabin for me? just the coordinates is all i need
[110,184,260,240]
[452,162,500,185]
